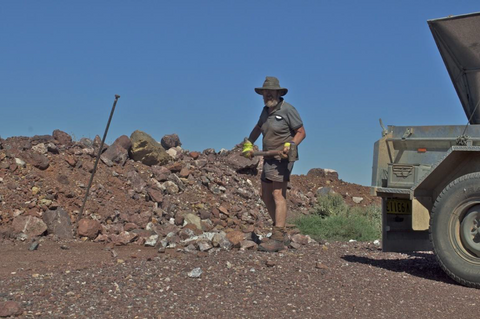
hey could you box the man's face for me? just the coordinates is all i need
[262,90,281,108]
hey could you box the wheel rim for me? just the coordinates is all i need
[449,201,480,262]
[460,205,480,257]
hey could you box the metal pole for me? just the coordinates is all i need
[78,95,120,222]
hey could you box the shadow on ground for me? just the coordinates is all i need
[342,252,457,286]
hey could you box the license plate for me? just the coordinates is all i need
[386,199,412,214]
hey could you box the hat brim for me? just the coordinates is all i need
[254,88,288,96]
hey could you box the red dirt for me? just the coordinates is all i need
[1,239,478,318]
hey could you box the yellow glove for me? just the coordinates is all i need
[281,142,295,158]
[281,142,291,159]
[242,140,253,158]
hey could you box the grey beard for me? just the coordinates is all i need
[265,100,279,108]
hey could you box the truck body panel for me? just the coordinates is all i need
[372,125,480,252]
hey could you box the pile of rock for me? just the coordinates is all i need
[0,129,373,252]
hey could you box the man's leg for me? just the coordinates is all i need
[272,181,288,228]
[261,180,276,225]
[261,159,292,228]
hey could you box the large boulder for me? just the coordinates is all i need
[161,133,182,150]
[100,135,131,166]
[52,129,72,146]
[12,216,48,238]
[23,151,50,170]
[129,130,171,166]
[42,208,73,239]
[77,219,102,239]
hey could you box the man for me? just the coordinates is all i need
[243,76,306,247]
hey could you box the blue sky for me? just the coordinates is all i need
[1,1,478,186]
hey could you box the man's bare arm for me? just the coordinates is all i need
[292,126,306,145]
[248,124,262,144]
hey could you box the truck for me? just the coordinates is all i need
[372,12,480,287]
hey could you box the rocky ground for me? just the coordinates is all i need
[1,240,479,318]
[3,129,472,318]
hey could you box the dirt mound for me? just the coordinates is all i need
[0,130,378,250]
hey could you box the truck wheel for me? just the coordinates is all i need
[431,173,480,288]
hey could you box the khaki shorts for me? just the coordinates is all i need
[261,158,294,183]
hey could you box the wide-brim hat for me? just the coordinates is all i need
[255,76,288,96]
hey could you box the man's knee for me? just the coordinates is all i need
[272,188,286,202]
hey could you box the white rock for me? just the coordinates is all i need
[184,213,202,230]
[13,209,23,217]
[184,244,197,253]
[15,158,26,167]
[159,238,169,248]
[162,181,179,194]
[32,143,48,154]
[306,235,316,244]
[166,148,177,158]
[199,232,215,241]
[182,238,199,247]
[145,235,159,247]
[352,197,364,204]
[188,268,203,278]
[83,148,95,156]
[198,241,212,252]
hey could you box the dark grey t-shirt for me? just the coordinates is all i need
[257,99,303,155]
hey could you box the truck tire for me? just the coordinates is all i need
[431,172,480,288]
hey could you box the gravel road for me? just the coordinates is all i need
[1,240,479,319]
